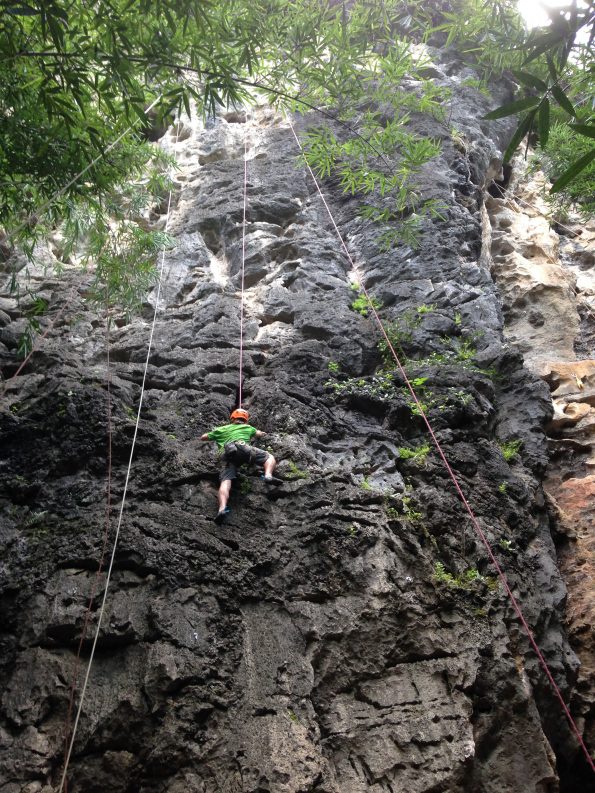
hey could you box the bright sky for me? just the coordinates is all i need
[517,0,588,29]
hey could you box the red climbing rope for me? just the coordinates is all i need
[238,120,249,408]
[287,116,595,774]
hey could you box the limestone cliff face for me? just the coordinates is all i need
[487,170,595,789]
[0,60,592,792]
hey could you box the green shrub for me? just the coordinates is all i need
[377,308,421,363]
[325,371,396,401]
[538,122,595,218]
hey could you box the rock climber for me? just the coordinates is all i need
[200,408,277,524]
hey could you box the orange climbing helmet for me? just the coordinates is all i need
[230,408,249,422]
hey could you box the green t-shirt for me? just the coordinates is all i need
[207,423,257,450]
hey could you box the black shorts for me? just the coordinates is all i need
[219,444,271,481]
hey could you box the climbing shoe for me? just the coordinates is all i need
[261,475,274,484]
[214,507,231,525]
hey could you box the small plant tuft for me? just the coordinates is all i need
[239,477,252,495]
[286,460,308,480]
[398,443,431,465]
[433,562,484,590]
[416,303,436,315]
[351,289,382,318]
[499,439,522,462]
[325,371,396,401]
[401,493,422,523]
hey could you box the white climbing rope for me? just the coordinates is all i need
[57,185,174,793]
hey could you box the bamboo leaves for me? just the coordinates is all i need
[538,99,550,147]
[484,96,541,120]
[551,149,595,194]
[481,0,593,194]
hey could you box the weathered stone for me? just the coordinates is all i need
[543,360,595,397]
[486,162,595,790]
[0,80,589,793]
[549,400,591,430]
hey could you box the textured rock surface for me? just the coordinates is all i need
[487,194,578,375]
[486,168,595,789]
[0,77,590,793]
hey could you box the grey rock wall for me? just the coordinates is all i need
[486,162,595,790]
[0,78,588,792]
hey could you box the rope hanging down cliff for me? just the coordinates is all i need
[238,115,249,408]
[61,306,114,793]
[57,185,174,793]
[0,94,176,789]
[286,115,595,774]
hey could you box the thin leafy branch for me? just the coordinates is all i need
[478,1,595,198]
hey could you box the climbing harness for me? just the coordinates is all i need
[224,440,254,465]
[287,114,595,773]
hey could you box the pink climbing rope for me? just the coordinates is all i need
[238,120,249,408]
[287,116,595,774]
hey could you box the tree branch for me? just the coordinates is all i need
[6,50,393,167]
